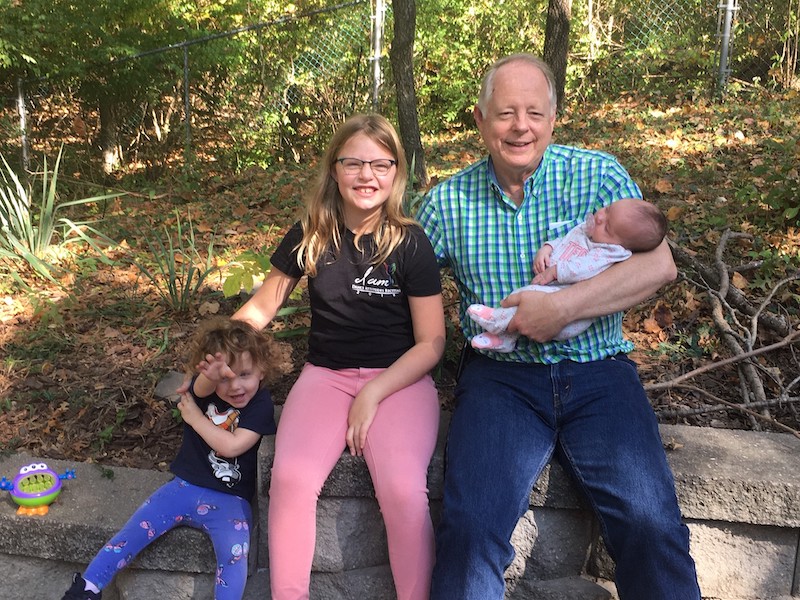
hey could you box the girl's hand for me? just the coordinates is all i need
[346,390,381,457]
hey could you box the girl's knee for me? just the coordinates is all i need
[269,463,323,498]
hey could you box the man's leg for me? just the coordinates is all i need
[556,356,701,600]
[431,355,557,600]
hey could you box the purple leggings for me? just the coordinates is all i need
[268,364,440,600]
[84,477,251,600]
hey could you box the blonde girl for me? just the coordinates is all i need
[233,113,445,600]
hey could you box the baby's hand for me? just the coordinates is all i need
[197,352,235,383]
[531,264,558,286]
[533,245,553,274]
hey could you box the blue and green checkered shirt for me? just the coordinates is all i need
[416,144,643,364]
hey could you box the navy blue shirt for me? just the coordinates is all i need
[170,378,276,502]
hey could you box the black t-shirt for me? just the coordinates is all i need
[170,378,276,502]
[271,222,442,369]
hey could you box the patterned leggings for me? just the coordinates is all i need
[84,477,251,600]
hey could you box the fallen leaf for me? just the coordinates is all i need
[643,316,662,333]
[654,179,673,193]
[653,302,674,328]
[731,272,748,289]
[199,301,220,316]
[666,206,684,220]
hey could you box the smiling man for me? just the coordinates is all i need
[416,53,701,600]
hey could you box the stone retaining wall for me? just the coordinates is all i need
[1,418,799,600]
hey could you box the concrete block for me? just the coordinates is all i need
[660,424,800,527]
[689,520,798,599]
[515,507,593,582]
[507,575,613,600]
[116,569,212,600]
[311,565,397,600]
[313,497,388,572]
[0,557,120,600]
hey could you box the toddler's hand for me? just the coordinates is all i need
[197,352,235,383]
[177,392,203,426]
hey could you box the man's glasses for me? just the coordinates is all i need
[336,157,397,176]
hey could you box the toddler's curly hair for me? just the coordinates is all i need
[184,317,284,387]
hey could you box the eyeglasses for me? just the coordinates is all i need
[336,157,397,176]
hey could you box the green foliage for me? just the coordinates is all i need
[413,0,547,131]
[130,210,217,314]
[751,138,800,225]
[0,149,121,282]
[655,325,715,363]
[223,247,274,297]
[222,244,309,337]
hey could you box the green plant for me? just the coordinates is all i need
[222,246,274,297]
[0,149,122,281]
[131,210,218,314]
[95,409,128,452]
[222,245,309,336]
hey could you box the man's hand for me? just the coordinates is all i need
[502,289,569,343]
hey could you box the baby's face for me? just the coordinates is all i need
[585,200,638,246]
[214,351,264,409]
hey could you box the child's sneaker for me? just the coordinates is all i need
[61,573,102,600]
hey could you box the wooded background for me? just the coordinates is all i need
[1,0,797,182]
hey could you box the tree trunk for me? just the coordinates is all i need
[390,0,427,189]
[98,96,120,174]
[543,0,572,114]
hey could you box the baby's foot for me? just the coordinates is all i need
[471,332,517,353]
[467,304,512,334]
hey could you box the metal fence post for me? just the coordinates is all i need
[717,0,739,95]
[371,0,386,111]
[183,45,192,158]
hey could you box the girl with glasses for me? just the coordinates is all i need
[233,113,445,600]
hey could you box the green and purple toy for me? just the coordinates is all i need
[0,462,76,515]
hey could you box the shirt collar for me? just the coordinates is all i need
[485,150,549,205]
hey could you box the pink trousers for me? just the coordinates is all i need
[268,363,440,600]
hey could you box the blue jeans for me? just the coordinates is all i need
[430,353,700,600]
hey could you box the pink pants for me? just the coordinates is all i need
[268,364,440,600]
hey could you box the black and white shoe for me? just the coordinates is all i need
[61,573,102,600]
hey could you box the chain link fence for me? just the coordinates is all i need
[1,1,373,181]
[577,0,796,99]
[0,0,795,180]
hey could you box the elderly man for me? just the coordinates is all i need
[417,53,700,599]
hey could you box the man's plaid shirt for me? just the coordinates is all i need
[416,144,643,365]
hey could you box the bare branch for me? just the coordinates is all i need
[655,384,800,439]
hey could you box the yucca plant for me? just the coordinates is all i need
[0,149,121,282]
[132,210,218,314]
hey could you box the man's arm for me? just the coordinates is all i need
[503,239,676,342]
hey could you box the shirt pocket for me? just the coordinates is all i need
[546,218,582,240]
